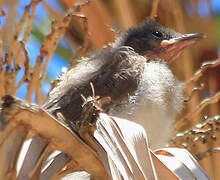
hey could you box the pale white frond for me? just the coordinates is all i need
[94,113,157,180]
[154,148,211,180]
[94,113,211,180]
[60,171,91,180]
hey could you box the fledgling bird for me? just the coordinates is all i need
[43,18,204,148]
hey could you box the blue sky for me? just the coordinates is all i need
[14,0,70,100]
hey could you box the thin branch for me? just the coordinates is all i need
[171,116,220,149]
[35,16,73,103]
[176,92,220,130]
[34,1,91,103]
[195,147,220,160]
[0,26,5,97]
[11,1,38,94]
[70,0,91,13]
[27,10,77,102]
[70,14,89,68]
[24,1,38,43]
[0,9,6,97]
[185,58,220,91]
[41,0,62,20]
[14,0,38,66]
[26,54,44,102]
[7,1,32,67]
[15,41,30,90]
[150,0,160,19]
[184,83,205,103]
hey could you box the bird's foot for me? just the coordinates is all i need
[77,83,111,148]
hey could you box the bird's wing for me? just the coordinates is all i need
[43,47,145,123]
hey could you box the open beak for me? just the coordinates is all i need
[158,33,205,63]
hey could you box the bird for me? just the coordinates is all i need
[43,17,204,149]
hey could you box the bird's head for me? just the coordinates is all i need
[114,17,205,63]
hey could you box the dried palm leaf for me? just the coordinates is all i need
[0,95,211,179]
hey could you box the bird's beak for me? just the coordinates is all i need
[159,33,205,63]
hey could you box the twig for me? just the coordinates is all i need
[176,92,220,129]
[41,0,61,20]
[171,116,220,149]
[35,15,73,103]
[34,1,91,103]
[16,41,30,90]
[70,14,89,68]
[184,83,205,103]
[68,0,91,68]
[26,54,44,102]
[150,0,160,19]
[195,147,220,160]
[40,16,72,83]
[4,0,39,96]
[28,8,83,102]
[14,0,38,65]
[185,58,220,91]
[7,1,32,68]
[0,27,5,96]
[11,1,38,94]
[71,0,91,13]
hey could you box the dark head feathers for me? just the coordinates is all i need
[114,17,181,56]
[113,17,204,63]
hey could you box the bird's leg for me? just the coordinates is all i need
[77,83,111,149]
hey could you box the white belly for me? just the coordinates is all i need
[110,61,184,149]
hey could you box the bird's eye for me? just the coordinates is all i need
[152,31,163,38]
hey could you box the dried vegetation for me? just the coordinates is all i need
[0,0,220,179]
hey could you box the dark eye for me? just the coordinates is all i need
[152,31,163,38]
